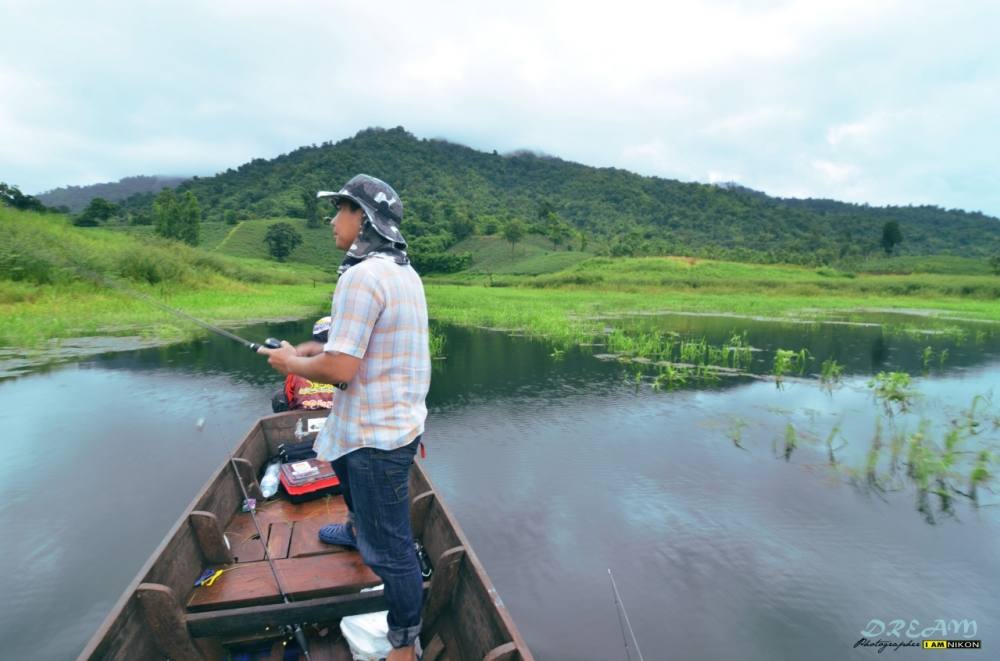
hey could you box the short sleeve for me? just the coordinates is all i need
[323,266,385,359]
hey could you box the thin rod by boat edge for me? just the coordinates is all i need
[66,260,277,351]
[62,257,348,389]
[227,450,312,658]
[608,568,644,661]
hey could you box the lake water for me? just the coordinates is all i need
[1,312,998,660]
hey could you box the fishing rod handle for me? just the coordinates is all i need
[248,337,284,352]
[253,337,349,391]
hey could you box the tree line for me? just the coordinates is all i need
[109,127,1000,268]
[11,125,1000,271]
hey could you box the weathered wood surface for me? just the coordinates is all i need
[225,495,350,561]
[189,511,234,565]
[78,420,270,660]
[423,634,446,661]
[232,457,263,500]
[187,582,429,638]
[266,522,293,559]
[79,412,534,661]
[136,583,204,660]
[410,460,532,661]
[186,551,380,611]
[483,642,519,661]
[410,490,435,538]
[424,546,466,630]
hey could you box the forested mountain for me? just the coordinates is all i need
[119,127,1000,266]
[38,175,189,212]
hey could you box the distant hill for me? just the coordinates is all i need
[116,127,1000,266]
[37,175,190,212]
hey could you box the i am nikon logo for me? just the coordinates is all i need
[923,640,983,649]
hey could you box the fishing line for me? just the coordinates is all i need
[609,568,644,661]
[65,259,277,351]
[227,450,312,658]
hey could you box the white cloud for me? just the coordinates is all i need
[812,160,861,183]
[1,0,998,215]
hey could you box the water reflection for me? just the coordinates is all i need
[0,311,998,660]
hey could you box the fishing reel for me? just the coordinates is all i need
[248,337,283,352]
[251,337,349,391]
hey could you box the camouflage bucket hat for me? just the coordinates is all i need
[317,174,404,244]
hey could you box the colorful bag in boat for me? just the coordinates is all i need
[278,458,342,503]
[284,373,335,410]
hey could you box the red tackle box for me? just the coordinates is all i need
[278,459,342,503]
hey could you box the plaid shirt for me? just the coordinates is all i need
[313,255,430,461]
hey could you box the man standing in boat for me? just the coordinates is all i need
[259,174,430,661]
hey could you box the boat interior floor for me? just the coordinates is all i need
[187,494,381,612]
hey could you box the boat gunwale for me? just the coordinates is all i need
[78,410,533,660]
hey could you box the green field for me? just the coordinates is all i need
[4,207,1000,351]
[431,254,1000,302]
[451,235,594,275]
[118,218,344,271]
[1,208,334,346]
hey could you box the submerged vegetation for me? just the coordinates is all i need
[868,371,918,415]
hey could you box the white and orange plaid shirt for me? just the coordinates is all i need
[313,255,430,461]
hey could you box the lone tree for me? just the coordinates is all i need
[153,189,201,245]
[503,218,526,254]
[881,221,903,255]
[989,254,1000,275]
[0,182,48,212]
[264,222,302,261]
[154,189,180,239]
[177,191,201,245]
[301,189,320,228]
[74,197,118,226]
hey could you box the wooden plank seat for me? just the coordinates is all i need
[224,495,350,562]
[188,493,380,612]
[79,412,534,661]
[186,550,381,611]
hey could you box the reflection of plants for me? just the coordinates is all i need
[938,348,949,367]
[866,420,884,488]
[868,371,917,415]
[824,422,845,465]
[782,423,797,461]
[726,332,753,370]
[728,418,749,450]
[429,331,447,360]
[921,346,934,372]
[773,348,810,387]
[970,451,993,505]
[820,359,843,389]
[679,338,707,364]
[653,364,688,390]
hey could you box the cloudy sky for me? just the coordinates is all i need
[2,0,998,215]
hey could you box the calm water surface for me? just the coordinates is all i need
[1,313,998,660]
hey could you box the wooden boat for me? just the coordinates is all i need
[78,410,533,660]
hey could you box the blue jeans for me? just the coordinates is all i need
[331,436,423,648]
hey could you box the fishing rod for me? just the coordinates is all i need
[608,568,644,661]
[226,448,312,658]
[68,261,282,352]
[64,259,347,388]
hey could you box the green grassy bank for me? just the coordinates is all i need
[1,208,333,346]
[3,207,999,350]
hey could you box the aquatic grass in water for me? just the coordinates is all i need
[773,348,811,387]
[868,371,918,415]
[819,359,843,389]
[921,346,935,373]
[429,330,447,360]
[725,332,753,371]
